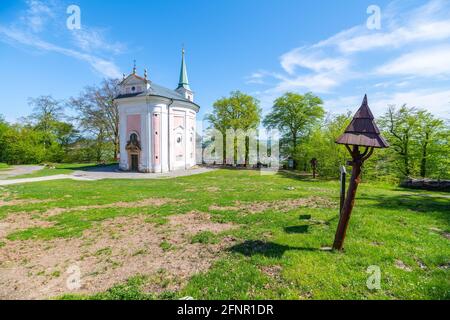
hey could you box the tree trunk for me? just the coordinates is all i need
[245,136,249,167]
[420,132,429,178]
[292,134,297,169]
[222,133,227,165]
[113,134,119,161]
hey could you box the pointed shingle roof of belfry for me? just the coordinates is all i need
[336,95,389,148]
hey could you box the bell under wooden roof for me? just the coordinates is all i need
[336,95,389,148]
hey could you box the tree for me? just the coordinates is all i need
[263,92,324,168]
[297,112,351,177]
[69,79,120,162]
[205,100,230,165]
[208,91,261,166]
[378,105,418,177]
[0,115,10,162]
[27,95,63,151]
[415,111,445,178]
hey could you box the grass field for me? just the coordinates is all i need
[0,169,448,300]
[0,163,10,171]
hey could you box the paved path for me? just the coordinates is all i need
[0,165,44,180]
[0,166,215,186]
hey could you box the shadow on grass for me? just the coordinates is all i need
[229,240,321,258]
[64,163,119,172]
[284,225,309,234]
[364,193,450,217]
[276,170,337,182]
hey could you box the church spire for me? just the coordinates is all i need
[177,47,190,90]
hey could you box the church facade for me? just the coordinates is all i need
[115,50,200,173]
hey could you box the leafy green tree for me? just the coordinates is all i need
[1,125,46,164]
[378,105,418,177]
[0,115,10,162]
[206,99,231,164]
[415,110,445,178]
[208,91,261,166]
[27,95,63,152]
[297,113,351,177]
[263,92,324,168]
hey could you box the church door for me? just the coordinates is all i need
[131,154,139,172]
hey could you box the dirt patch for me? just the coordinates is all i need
[0,212,236,300]
[40,198,178,218]
[441,232,450,240]
[205,187,220,193]
[169,211,235,235]
[208,205,240,212]
[0,212,54,239]
[429,227,450,241]
[0,199,49,207]
[209,196,336,214]
[414,257,427,270]
[394,260,412,272]
[260,265,282,279]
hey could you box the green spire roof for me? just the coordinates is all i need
[177,48,191,90]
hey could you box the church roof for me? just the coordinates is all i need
[177,48,190,90]
[115,82,200,109]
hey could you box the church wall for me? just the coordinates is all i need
[126,114,141,138]
[118,97,198,173]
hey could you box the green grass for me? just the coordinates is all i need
[0,163,10,170]
[7,163,116,179]
[1,169,449,300]
[0,163,11,174]
[191,231,220,244]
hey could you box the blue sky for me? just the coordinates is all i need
[0,0,449,123]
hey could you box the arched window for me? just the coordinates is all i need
[130,133,138,143]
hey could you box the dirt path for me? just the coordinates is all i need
[0,167,216,186]
[0,165,44,180]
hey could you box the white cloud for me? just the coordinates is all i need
[280,48,349,75]
[324,95,362,115]
[371,89,450,118]
[0,0,124,79]
[71,28,126,55]
[247,0,450,117]
[317,0,450,54]
[376,46,450,77]
[0,26,122,79]
[21,0,55,32]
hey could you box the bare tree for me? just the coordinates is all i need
[69,79,120,161]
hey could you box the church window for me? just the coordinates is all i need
[130,133,138,143]
[131,86,136,92]
[177,136,182,144]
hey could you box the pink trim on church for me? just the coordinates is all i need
[127,114,141,137]
[153,113,160,165]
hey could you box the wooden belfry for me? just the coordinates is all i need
[332,95,389,251]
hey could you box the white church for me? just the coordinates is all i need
[115,49,200,173]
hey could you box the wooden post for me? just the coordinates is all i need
[339,165,347,216]
[332,146,373,251]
